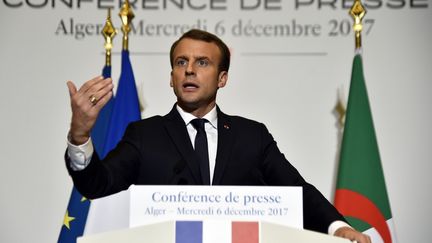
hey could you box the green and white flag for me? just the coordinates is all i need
[334,54,397,243]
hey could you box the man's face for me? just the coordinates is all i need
[170,38,227,113]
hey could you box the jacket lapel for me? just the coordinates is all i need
[212,108,236,185]
[163,106,203,184]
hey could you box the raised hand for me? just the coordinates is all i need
[67,76,113,145]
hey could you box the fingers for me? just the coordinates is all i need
[69,76,113,108]
[79,75,105,94]
[93,89,113,110]
[363,234,372,243]
[87,78,114,108]
[353,234,371,243]
[66,81,77,97]
[334,227,371,243]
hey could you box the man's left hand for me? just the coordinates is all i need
[334,227,371,243]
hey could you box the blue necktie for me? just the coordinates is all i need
[191,118,210,185]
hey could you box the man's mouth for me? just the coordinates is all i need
[183,82,199,89]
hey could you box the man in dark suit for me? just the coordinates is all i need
[66,29,370,242]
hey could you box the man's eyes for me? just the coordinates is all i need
[197,59,209,66]
[174,58,209,67]
[175,59,187,66]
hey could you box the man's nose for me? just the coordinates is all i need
[185,62,195,75]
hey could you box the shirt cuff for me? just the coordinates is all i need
[67,136,94,171]
[328,220,352,235]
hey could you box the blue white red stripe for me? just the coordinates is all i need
[175,221,259,243]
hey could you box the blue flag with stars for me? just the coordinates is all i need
[58,65,113,243]
[58,187,91,243]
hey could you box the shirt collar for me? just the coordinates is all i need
[176,104,218,129]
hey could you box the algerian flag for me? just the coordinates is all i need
[334,54,397,243]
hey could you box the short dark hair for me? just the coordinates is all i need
[169,29,230,73]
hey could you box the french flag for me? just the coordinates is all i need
[176,221,258,243]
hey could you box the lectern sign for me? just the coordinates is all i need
[130,186,302,228]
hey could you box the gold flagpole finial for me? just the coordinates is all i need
[119,0,135,51]
[102,8,117,66]
[349,0,366,50]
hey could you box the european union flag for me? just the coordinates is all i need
[80,49,141,235]
[58,187,91,243]
[58,65,113,243]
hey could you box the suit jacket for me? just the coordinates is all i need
[67,105,345,233]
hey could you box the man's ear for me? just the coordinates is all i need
[170,71,173,87]
[218,71,228,88]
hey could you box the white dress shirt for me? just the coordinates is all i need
[175,105,218,184]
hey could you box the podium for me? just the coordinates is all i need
[78,186,350,243]
[78,221,350,243]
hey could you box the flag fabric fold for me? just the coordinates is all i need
[91,65,115,156]
[103,50,141,154]
[334,54,397,243]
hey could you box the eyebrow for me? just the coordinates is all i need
[175,55,189,61]
[175,55,210,61]
[195,56,209,60]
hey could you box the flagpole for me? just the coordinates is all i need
[119,0,134,51]
[102,8,117,67]
[349,0,366,51]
